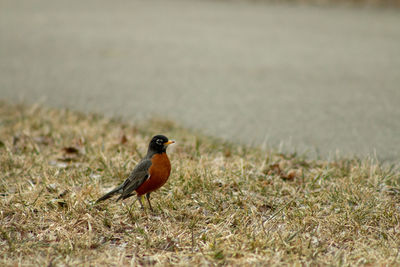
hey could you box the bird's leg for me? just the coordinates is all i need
[137,195,145,210]
[146,193,153,212]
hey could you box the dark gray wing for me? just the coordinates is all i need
[116,158,152,201]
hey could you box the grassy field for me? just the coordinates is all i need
[1,101,400,266]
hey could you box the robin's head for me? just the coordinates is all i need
[148,135,175,154]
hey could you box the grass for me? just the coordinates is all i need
[1,101,400,266]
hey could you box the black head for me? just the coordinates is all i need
[147,135,175,154]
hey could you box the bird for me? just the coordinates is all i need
[96,135,174,211]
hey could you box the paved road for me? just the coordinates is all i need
[1,0,399,161]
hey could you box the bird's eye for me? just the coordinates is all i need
[156,139,163,145]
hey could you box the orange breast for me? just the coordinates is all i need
[135,153,171,196]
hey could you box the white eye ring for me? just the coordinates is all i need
[156,139,163,145]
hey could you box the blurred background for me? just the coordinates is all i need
[1,0,399,161]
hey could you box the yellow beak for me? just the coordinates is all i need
[164,140,175,145]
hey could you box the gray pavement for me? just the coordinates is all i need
[1,0,399,161]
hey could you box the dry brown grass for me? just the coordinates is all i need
[1,101,400,266]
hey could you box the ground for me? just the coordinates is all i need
[1,101,400,266]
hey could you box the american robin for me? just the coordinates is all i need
[96,135,175,211]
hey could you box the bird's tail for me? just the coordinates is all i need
[95,184,123,203]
